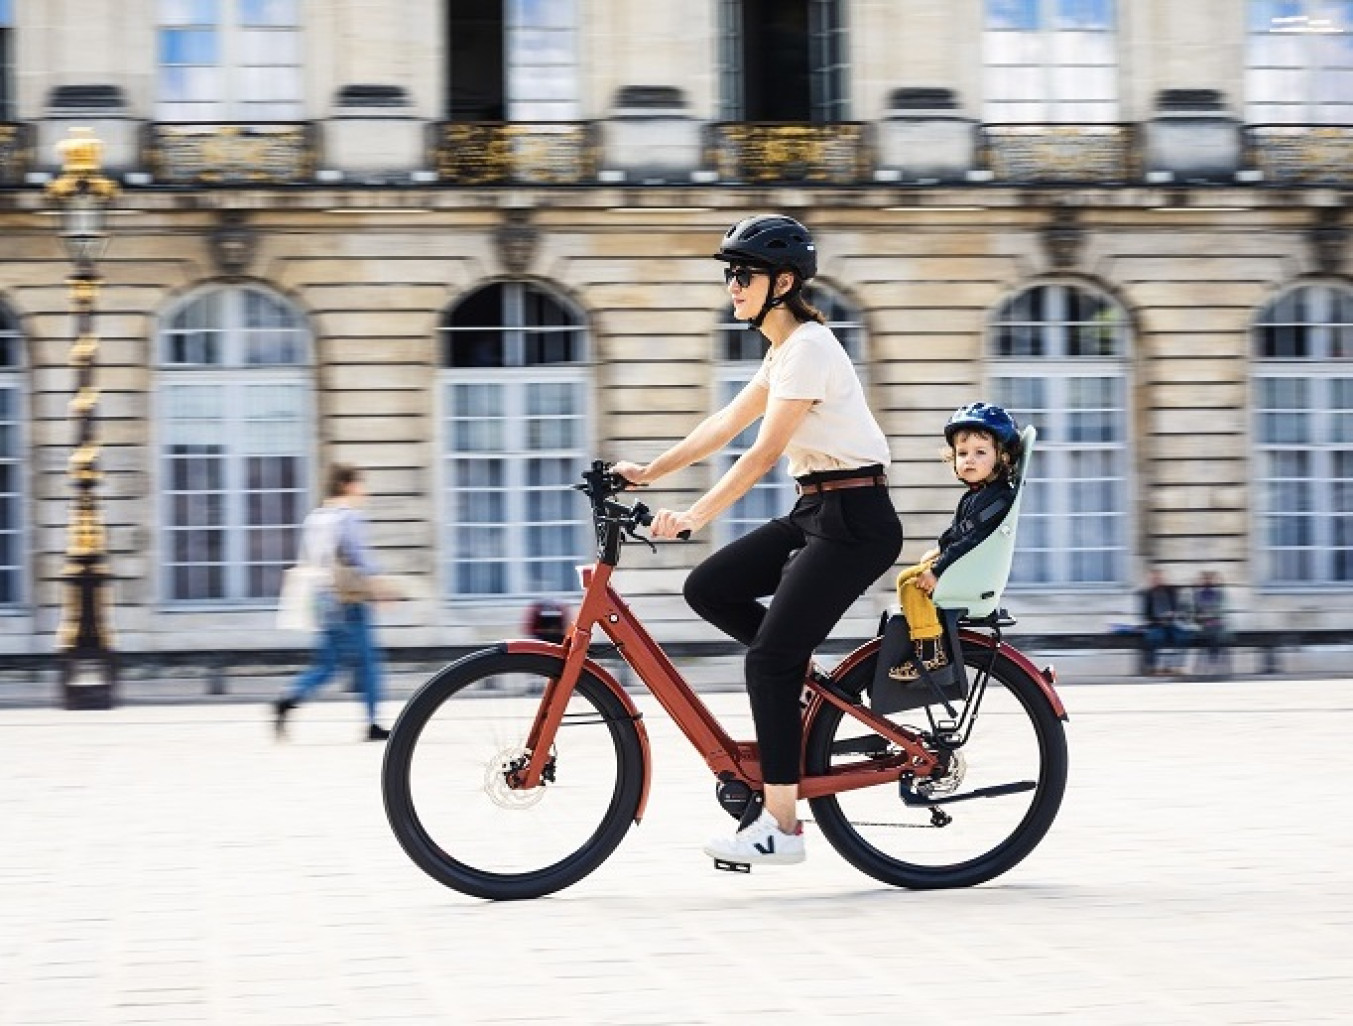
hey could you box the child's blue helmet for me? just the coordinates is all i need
[945,402,1021,452]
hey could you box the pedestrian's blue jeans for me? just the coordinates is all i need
[287,602,382,723]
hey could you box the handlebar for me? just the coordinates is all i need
[574,460,691,543]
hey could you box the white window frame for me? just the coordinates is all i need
[1245,0,1353,124]
[808,0,850,122]
[0,0,14,122]
[982,0,1119,123]
[156,0,304,122]
[714,282,866,546]
[988,281,1131,588]
[506,0,579,122]
[1252,281,1353,586]
[439,281,591,600]
[156,285,312,605]
[0,302,24,607]
[717,0,850,122]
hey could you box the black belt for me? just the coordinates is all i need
[796,474,887,496]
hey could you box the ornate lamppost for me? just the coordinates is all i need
[46,128,118,710]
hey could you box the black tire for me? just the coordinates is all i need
[382,649,645,900]
[805,644,1067,889]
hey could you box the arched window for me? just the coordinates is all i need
[988,282,1130,586]
[983,0,1119,122]
[0,301,22,604]
[715,282,865,543]
[439,281,590,596]
[1253,282,1353,584]
[157,285,310,602]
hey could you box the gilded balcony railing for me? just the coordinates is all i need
[432,122,598,185]
[982,124,1137,185]
[145,123,317,185]
[1246,126,1353,187]
[0,123,29,186]
[705,123,871,184]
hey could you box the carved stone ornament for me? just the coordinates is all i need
[1040,205,1085,269]
[495,208,539,273]
[209,210,257,277]
[1309,208,1348,275]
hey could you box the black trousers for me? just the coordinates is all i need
[684,482,903,785]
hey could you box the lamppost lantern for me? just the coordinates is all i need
[59,191,110,266]
[45,127,119,710]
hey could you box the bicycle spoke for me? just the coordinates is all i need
[806,646,1067,888]
[383,652,645,900]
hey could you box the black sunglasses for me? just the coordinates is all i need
[723,266,766,288]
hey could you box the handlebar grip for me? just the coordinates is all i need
[625,501,690,540]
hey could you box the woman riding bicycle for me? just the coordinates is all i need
[612,214,902,866]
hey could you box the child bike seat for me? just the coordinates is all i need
[931,425,1037,620]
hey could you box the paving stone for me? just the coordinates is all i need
[1,679,1351,1024]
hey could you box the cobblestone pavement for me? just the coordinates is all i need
[2,678,1351,1025]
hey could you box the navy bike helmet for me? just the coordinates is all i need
[715,214,817,329]
[945,402,1021,454]
[715,214,818,281]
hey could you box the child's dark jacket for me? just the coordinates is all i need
[931,476,1017,578]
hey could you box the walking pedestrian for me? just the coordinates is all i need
[274,464,395,741]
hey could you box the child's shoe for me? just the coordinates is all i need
[887,657,921,682]
[920,637,950,672]
[887,637,949,682]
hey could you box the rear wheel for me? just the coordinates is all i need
[382,650,645,900]
[805,644,1067,889]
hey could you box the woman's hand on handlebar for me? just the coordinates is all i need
[609,460,650,488]
[650,508,699,540]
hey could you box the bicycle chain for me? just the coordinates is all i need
[800,817,935,830]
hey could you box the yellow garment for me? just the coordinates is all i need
[895,560,943,641]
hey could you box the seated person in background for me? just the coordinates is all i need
[890,403,1022,682]
[1192,570,1229,673]
[1140,566,1188,675]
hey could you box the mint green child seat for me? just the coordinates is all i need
[929,425,1037,620]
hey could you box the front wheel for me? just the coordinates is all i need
[382,649,645,900]
[805,643,1067,889]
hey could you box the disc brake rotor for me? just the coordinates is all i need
[484,746,546,809]
[917,749,967,798]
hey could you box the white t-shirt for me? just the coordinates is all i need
[751,320,892,478]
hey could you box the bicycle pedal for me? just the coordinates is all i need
[712,858,751,874]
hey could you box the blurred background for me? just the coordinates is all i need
[0,0,1350,684]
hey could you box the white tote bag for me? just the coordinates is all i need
[276,507,341,632]
[276,564,326,632]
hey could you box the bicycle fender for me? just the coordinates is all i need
[832,632,1069,722]
[960,631,1069,722]
[504,639,653,822]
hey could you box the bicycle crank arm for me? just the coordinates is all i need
[900,780,1036,808]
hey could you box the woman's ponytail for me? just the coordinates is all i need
[783,285,826,325]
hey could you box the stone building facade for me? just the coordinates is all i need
[0,0,1350,657]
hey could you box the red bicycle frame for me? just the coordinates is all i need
[511,555,1064,814]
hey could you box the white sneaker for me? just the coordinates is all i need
[703,809,806,866]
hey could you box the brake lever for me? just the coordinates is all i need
[624,524,657,554]
[627,502,658,553]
